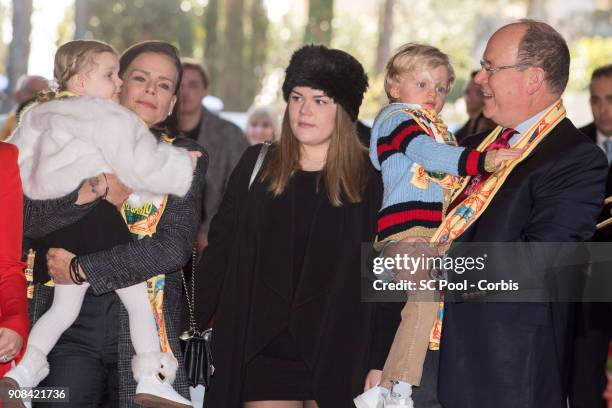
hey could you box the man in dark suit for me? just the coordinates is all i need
[437,20,608,408]
[580,65,612,148]
[179,59,248,253]
[454,70,495,145]
[571,64,612,408]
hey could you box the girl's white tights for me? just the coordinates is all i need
[28,281,160,365]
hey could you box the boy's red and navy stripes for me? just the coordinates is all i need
[377,201,443,241]
[458,148,486,176]
[376,119,487,176]
[376,120,426,164]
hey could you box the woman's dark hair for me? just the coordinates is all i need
[119,40,183,134]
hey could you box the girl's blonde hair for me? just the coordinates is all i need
[260,105,369,207]
[54,40,116,91]
[384,43,455,101]
[37,40,116,103]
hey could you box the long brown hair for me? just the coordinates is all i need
[260,105,369,207]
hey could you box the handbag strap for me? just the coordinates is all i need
[249,141,272,190]
[181,141,272,334]
[180,248,198,335]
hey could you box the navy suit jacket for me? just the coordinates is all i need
[440,118,608,407]
[580,122,597,143]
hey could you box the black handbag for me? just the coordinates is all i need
[180,249,214,388]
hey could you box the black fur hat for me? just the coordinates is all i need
[282,44,368,122]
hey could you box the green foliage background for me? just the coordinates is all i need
[34,0,612,119]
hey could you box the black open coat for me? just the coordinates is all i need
[195,145,399,407]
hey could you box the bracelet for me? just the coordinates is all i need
[69,256,85,285]
[69,256,76,284]
[101,173,109,200]
[69,257,79,284]
[75,257,85,283]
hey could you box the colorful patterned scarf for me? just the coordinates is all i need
[432,100,566,243]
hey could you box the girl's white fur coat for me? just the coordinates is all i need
[9,96,193,203]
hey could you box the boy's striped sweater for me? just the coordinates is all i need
[370,103,488,241]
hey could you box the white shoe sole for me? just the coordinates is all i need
[354,395,372,408]
[134,392,192,408]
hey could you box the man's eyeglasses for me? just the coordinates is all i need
[479,60,531,76]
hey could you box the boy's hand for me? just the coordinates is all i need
[484,148,522,172]
[363,369,383,391]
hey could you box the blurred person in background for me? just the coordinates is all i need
[245,106,277,145]
[454,70,495,144]
[179,58,248,253]
[580,64,612,159]
[570,63,612,408]
[0,75,49,141]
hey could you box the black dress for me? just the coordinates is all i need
[242,170,321,402]
[197,145,401,408]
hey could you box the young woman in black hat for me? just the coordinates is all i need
[195,44,399,407]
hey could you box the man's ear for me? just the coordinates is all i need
[526,66,545,95]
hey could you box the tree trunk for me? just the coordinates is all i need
[243,0,268,108]
[74,0,90,39]
[375,0,394,75]
[526,0,548,20]
[303,0,334,46]
[221,0,245,111]
[204,0,220,95]
[2,0,33,113]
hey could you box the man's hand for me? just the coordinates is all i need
[0,328,23,363]
[47,248,87,284]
